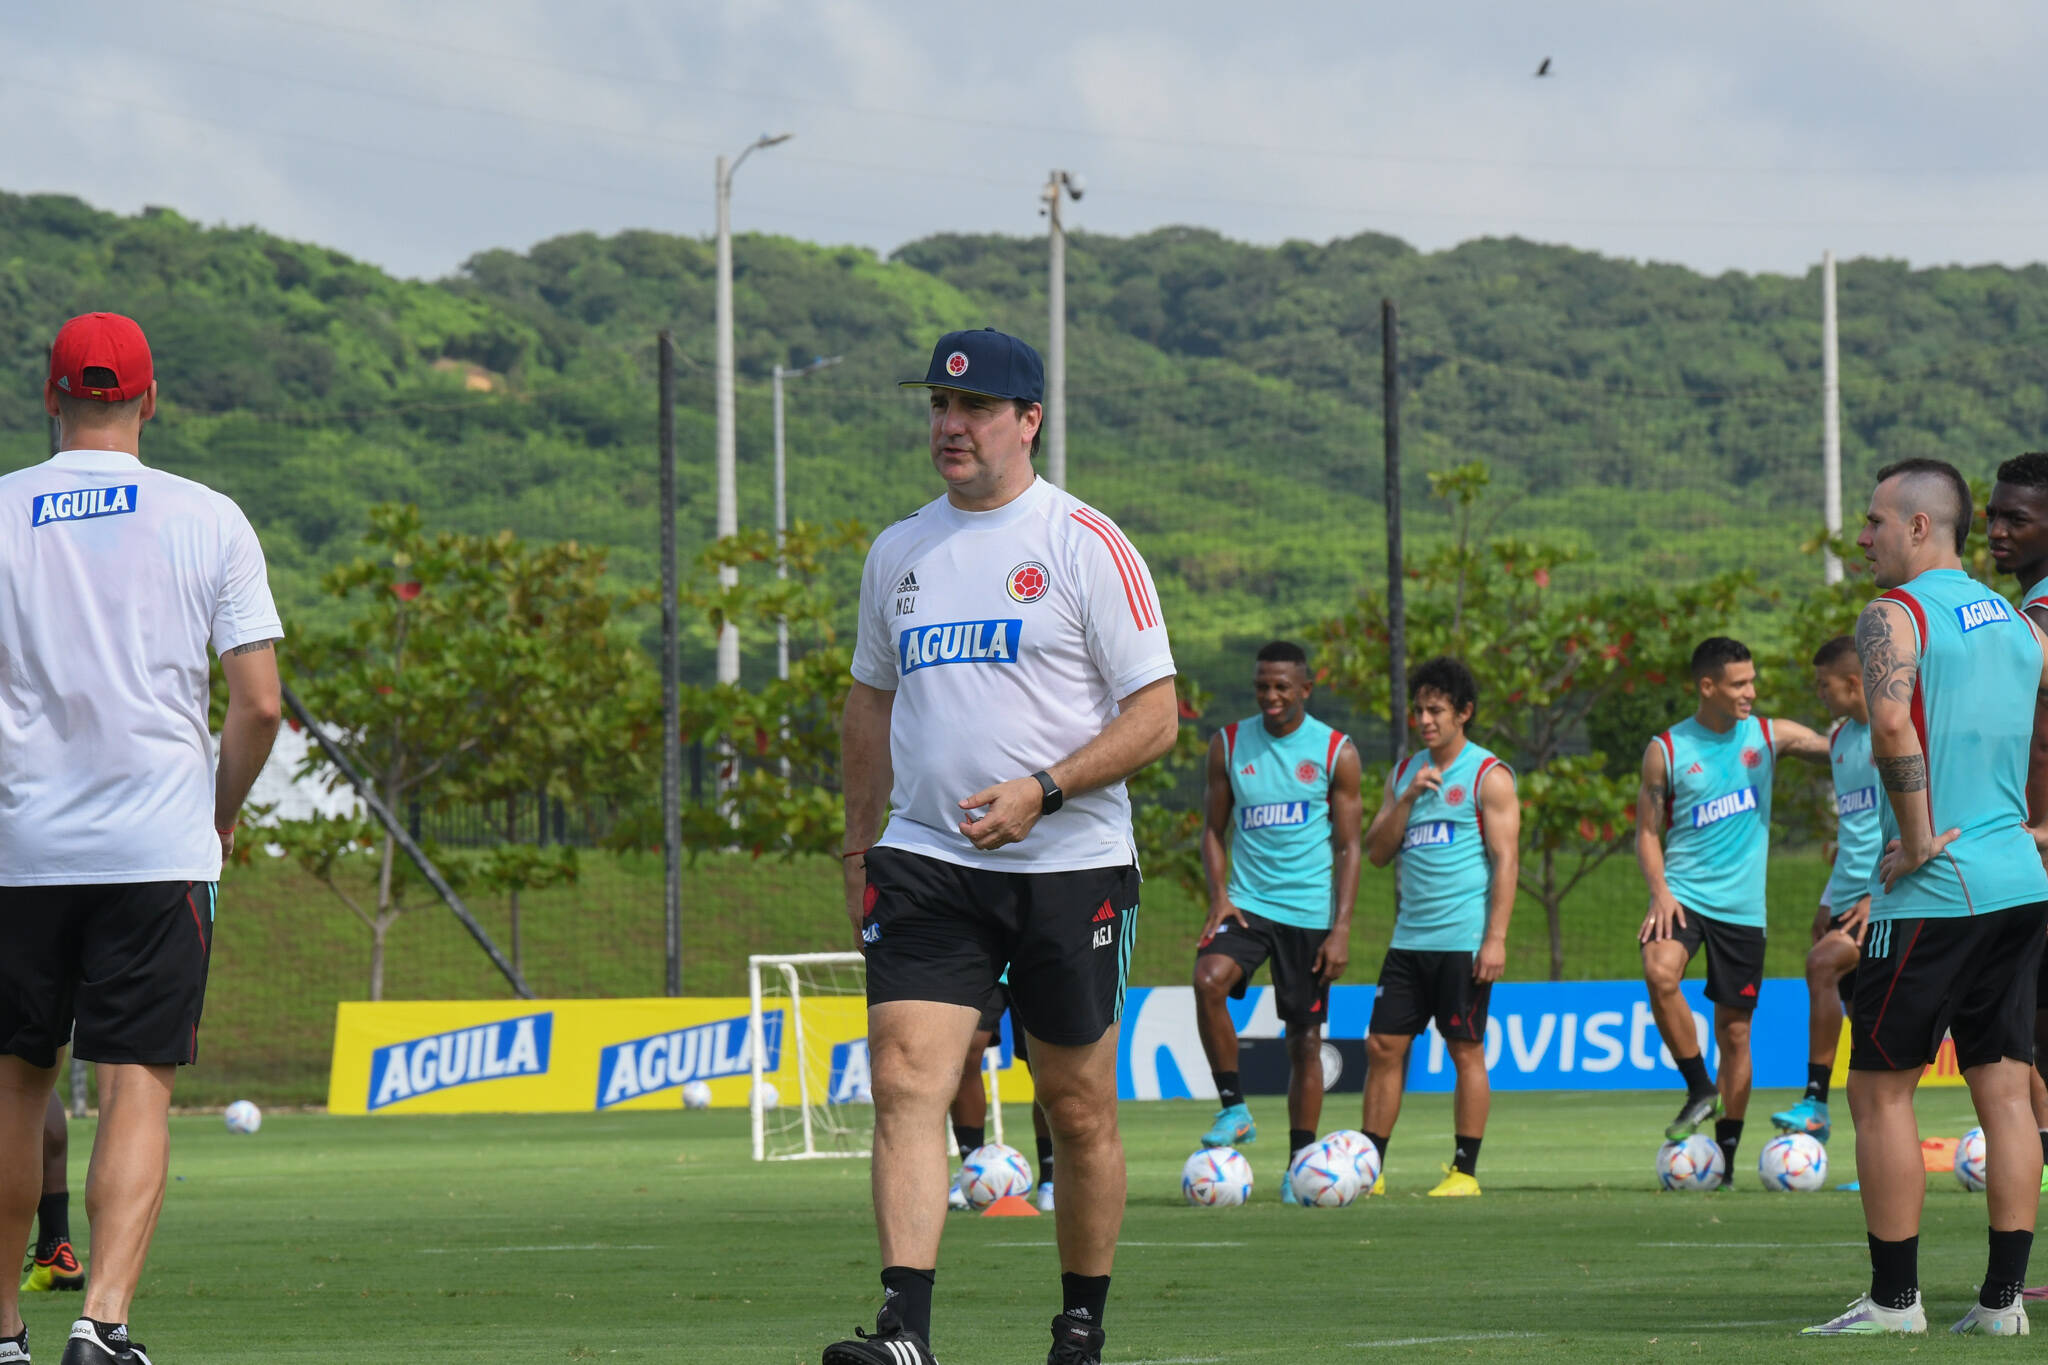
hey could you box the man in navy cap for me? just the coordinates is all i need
[826,329,1179,1365]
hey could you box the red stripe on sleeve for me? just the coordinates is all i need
[1656,731,1675,827]
[1324,730,1344,774]
[1473,756,1498,843]
[1070,509,1150,629]
[1223,721,1239,761]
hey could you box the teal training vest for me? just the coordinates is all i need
[1656,714,1775,927]
[1391,740,1510,953]
[1825,718,1881,912]
[1868,569,2048,919]
[1222,714,1346,929]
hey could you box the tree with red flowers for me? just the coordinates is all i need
[1314,463,1752,978]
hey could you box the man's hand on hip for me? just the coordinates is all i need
[956,776,1046,850]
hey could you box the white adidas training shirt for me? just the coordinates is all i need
[0,449,282,884]
[852,476,1176,872]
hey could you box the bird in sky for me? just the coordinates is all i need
[1535,57,1552,77]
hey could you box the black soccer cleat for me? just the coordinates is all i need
[1664,1091,1722,1141]
[822,1302,937,1365]
[0,1325,27,1365]
[56,1320,151,1365]
[1047,1312,1106,1365]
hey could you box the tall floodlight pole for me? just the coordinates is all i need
[1040,170,1084,488]
[659,331,682,995]
[1821,249,1843,585]
[1383,299,1406,767]
[772,353,843,782]
[714,132,791,800]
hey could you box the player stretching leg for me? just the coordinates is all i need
[1191,642,1362,1200]
[1359,657,1518,1197]
[828,329,1179,1365]
[1637,638,1829,1183]
[19,1091,82,1293]
[1988,452,2048,1217]
[1806,459,2048,1336]
[1771,638,1880,1144]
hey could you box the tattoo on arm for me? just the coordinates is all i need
[1856,606,1916,710]
[225,638,278,657]
[1875,754,1928,793]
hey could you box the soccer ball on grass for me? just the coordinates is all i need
[223,1100,262,1135]
[1757,1132,1827,1191]
[1656,1134,1724,1191]
[1320,1129,1382,1190]
[1182,1147,1253,1207]
[959,1144,1034,1208]
[1956,1127,1988,1192]
[1288,1138,1364,1208]
[681,1080,712,1110]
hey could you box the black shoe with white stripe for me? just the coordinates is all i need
[1047,1312,1105,1365]
[0,1325,27,1365]
[57,1320,151,1365]
[821,1302,936,1365]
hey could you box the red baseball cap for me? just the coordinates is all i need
[48,313,154,403]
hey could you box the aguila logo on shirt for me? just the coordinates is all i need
[1443,784,1467,807]
[1008,561,1050,603]
[898,619,1023,673]
[945,350,970,377]
[1239,801,1309,831]
[1739,746,1763,769]
[1837,786,1878,816]
[1402,821,1455,849]
[1958,598,2013,632]
[31,485,139,527]
[1691,787,1758,828]
[1295,760,1319,784]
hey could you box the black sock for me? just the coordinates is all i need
[1675,1052,1713,1098]
[84,1320,128,1351]
[1036,1132,1055,1185]
[1715,1118,1743,1179]
[952,1124,983,1157]
[1453,1134,1482,1176]
[1060,1272,1110,1328]
[1213,1072,1243,1109]
[35,1191,68,1257]
[1805,1063,1831,1104]
[1868,1234,1919,1310]
[1983,1228,2034,1310]
[1289,1128,1316,1159]
[1363,1131,1390,1166]
[880,1266,935,1342]
[2038,1129,2047,1164]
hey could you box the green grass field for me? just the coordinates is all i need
[23,1088,2026,1362]
[190,848,1835,1105]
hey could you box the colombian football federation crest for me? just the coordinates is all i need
[1444,784,1467,807]
[1008,561,1049,603]
[945,350,969,377]
[1740,746,1763,769]
[1296,760,1319,784]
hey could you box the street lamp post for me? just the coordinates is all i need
[772,353,843,781]
[713,132,790,800]
[1040,170,1083,489]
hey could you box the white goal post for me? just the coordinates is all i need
[747,952,1007,1162]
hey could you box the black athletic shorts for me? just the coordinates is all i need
[1852,901,2048,1073]
[0,881,216,1068]
[975,982,1009,1035]
[1369,947,1490,1042]
[1825,908,1862,1008]
[862,847,1138,1048]
[1663,908,1766,1010]
[1196,909,1330,1029]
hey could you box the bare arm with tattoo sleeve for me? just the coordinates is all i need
[1859,597,1958,889]
[1635,739,1684,942]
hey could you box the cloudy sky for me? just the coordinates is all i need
[8,0,2047,282]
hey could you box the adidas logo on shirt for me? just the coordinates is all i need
[894,570,919,595]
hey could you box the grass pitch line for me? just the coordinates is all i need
[987,1240,1245,1248]
[1637,1240,1863,1248]
[1348,1332,1538,1348]
[414,1244,663,1253]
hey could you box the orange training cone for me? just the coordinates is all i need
[980,1194,1040,1217]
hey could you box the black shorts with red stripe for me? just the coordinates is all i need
[1851,901,2047,1073]
[1196,909,1331,1029]
[0,881,217,1068]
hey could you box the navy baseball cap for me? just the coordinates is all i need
[900,328,1044,404]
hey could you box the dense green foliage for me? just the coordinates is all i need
[32,1095,2008,1362]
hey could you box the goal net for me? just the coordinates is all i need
[747,952,1007,1161]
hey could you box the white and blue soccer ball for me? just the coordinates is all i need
[1758,1133,1827,1192]
[223,1100,262,1135]
[1321,1129,1383,1190]
[751,1080,780,1110]
[960,1144,1034,1208]
[1288,1138,1364,1208]
[1956,1127,1989,1192]
[1182,1147,1254,1207]
[1657,1134,1725,1191]
[681,1080,713,1110]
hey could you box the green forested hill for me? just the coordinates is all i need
[7,189,2048,694]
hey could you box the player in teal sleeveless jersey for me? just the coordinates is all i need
[1988,451,2048,1213]
[1636,637,1830,1179]
[1807,459,2048,1338]
[1193,642,1363,1198]
[1771,637,1882,1144]
[1361,656,1519,1197]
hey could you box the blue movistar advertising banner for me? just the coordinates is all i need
[1115,980,1809,1101]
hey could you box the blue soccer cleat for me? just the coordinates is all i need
[1771,1095,1832,1144]
[1198,1103,1255,1149]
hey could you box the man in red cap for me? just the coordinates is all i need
[0,313,283,1365]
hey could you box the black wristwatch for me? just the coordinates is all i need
[1030,770,1064,815]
